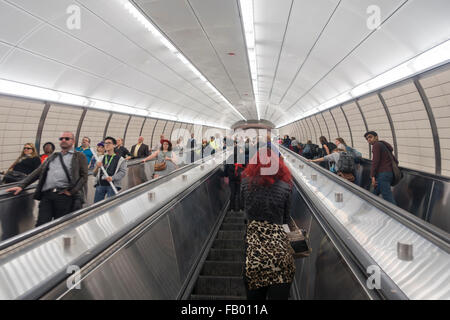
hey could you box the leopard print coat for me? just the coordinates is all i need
[245,220,296,290]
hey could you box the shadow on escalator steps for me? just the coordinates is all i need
[190,210,247,300]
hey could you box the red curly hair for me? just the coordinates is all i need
[242,148,292,188]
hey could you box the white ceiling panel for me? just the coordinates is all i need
[254,0,293,112]
[134,0,255,119]
[277,0,405,114]
[19,24,90,66]
[0,47,67,88]
[0,1,42,45]
[0,0,242,127]
[0,42,13,64]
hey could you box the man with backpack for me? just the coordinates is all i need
[364,131,400,205]
[308,148,355,182]
[302,140,320,159]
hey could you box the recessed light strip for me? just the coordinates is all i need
[123,0,246,122]
[0,78,229,129]
[239,0,260,120]
[277,39,450,128]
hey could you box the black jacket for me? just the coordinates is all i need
[12,156,41,175]
[129,143,150,159]
[115,146,130,158]
[19,151,88,201]
[241,178,292,225]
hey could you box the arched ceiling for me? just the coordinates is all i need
[0,0,448,129]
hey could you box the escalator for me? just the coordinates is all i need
[0,148,204,242]
[0,147,448,300]
[190,210,246,300]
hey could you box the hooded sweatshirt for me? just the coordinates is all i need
[371,141,398,177]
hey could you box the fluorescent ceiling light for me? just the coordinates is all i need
[0,78,231,128]
[122,0,246,122]
[239,0,260,120]
[277,40,450,128]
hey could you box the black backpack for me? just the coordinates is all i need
[311,144,320,158]
[337,152,355,173]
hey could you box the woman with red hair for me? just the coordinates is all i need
[241,147,296,300]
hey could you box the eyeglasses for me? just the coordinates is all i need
[59,137,72,141]
[104,142,113,145]
[23,147,33,150]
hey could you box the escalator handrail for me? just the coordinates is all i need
[0,151,230,299]
[0,157,153,198]
[290,177,407,300]
[279,145,450,253]
[0,149,223,252]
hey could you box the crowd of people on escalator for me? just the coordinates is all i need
[1,128,401,301]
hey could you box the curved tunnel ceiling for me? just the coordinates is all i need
[0,0,448,129]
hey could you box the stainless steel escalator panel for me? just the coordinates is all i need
[281,147,450,300]
[61,214,182,300]
[0,149,232,299]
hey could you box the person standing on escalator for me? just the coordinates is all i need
[93,137,127,203]
[241,147,295,300]
[6,132,88,226]
[223,140,245,212]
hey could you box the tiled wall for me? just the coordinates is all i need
[124,116,145,149]
[78,109,110,148]
[340,102,369,158]
[330,107,352,148]
[40,104,82,152]
[420,67,450,177]
[382,81,435,173]
[0,96,226,172]
[140,118,157,149]
[322,111,339,143]
[152,120,167,150]
[280,64,450,177]
[0,96,44,172]
[358,94,393,154]
[105,114,130,143]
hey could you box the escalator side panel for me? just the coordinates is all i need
[392,172,434,222]
[56,169,228,299]
[61,214,181,299]
[0,190,37,241]
[426,180,450,233]
[290,188,370,300]
[168,183,215,282]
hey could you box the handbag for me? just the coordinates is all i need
[154,161,167,171]
[2,170,27,184]
[380,142,403,186]
[286,217,311,259]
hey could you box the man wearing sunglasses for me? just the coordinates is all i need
[7,132,88,226]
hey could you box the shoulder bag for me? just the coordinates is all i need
[286,217,311,259]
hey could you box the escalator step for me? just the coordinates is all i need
[190,294,246,300]
[212,239,245,250]
[223,217,246,224]
[226,211,245,218]
[217,231,245,240]
[220,223,246,231]
[207,249,245,262]
[201,261,244,276]
[193,276,246,296]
